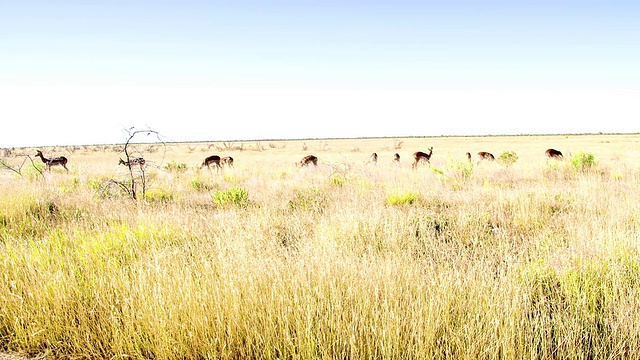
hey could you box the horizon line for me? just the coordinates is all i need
[6,132,639,150]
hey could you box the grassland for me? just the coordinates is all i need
[1,134,640,359]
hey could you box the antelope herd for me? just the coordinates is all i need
[27,147,567,174]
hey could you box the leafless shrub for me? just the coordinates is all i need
[213,142,244,151]
[96,179,127,198]
[1,154,45,179]
[110,127,167,201]
[318,141,329,151]
[215,142,233,151]
[0,157,25,176]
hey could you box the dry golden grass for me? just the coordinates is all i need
[1,134,640,359]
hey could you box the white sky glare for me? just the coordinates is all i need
[1,1,639,147]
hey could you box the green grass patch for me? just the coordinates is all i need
[144,188,174,203]
[212,187,249,208]
[190,177,214,191]
[164,161,188,173]
[386,191,421,206]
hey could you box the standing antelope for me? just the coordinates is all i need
[393,153,400,163]
[477,152,495,161]
[298,155,318,167]
[412,147,433,169]
[466,152,472,162]
[119,157,146,170]
[221,156,234,168]
[201,155,222,171]
[35,150,68,172]
[369,152,378,164]
[545,148,563,159]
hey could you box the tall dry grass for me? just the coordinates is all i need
[1,135,640,359]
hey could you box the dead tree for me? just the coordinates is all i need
[110,127,165,201]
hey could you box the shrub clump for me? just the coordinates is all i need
[497,151,519,167]
[571,151,597,171]
[213,187,249,208]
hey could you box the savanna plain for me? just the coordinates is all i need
[2,134,640,359]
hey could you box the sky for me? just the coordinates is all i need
[1,1,639,147]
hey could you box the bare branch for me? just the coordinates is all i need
[0,156,28,177]
[117,127,167,200]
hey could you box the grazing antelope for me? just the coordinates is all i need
[201,155,222,170]
[298,155,318,167]
[477,152,495,161]
[369,152,378,164]
[35,150,68,172]
[412,147,433,169]
[221,156,234,168]
[545,148,563,159]
[393,153,400,163]
[119,157,146,170]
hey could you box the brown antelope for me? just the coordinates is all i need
[477,152,495,161]
[298,155,318,167]
[393,153,400,163]
[545,148,563,159]
[412,147,433,169]
[369,152,378,164]
[220,156,234,168]
[35,150,68,172]
[119,157,146,170]
[466,152,472,162]
[201,155,222,170]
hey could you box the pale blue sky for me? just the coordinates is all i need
[1,1,639,147]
